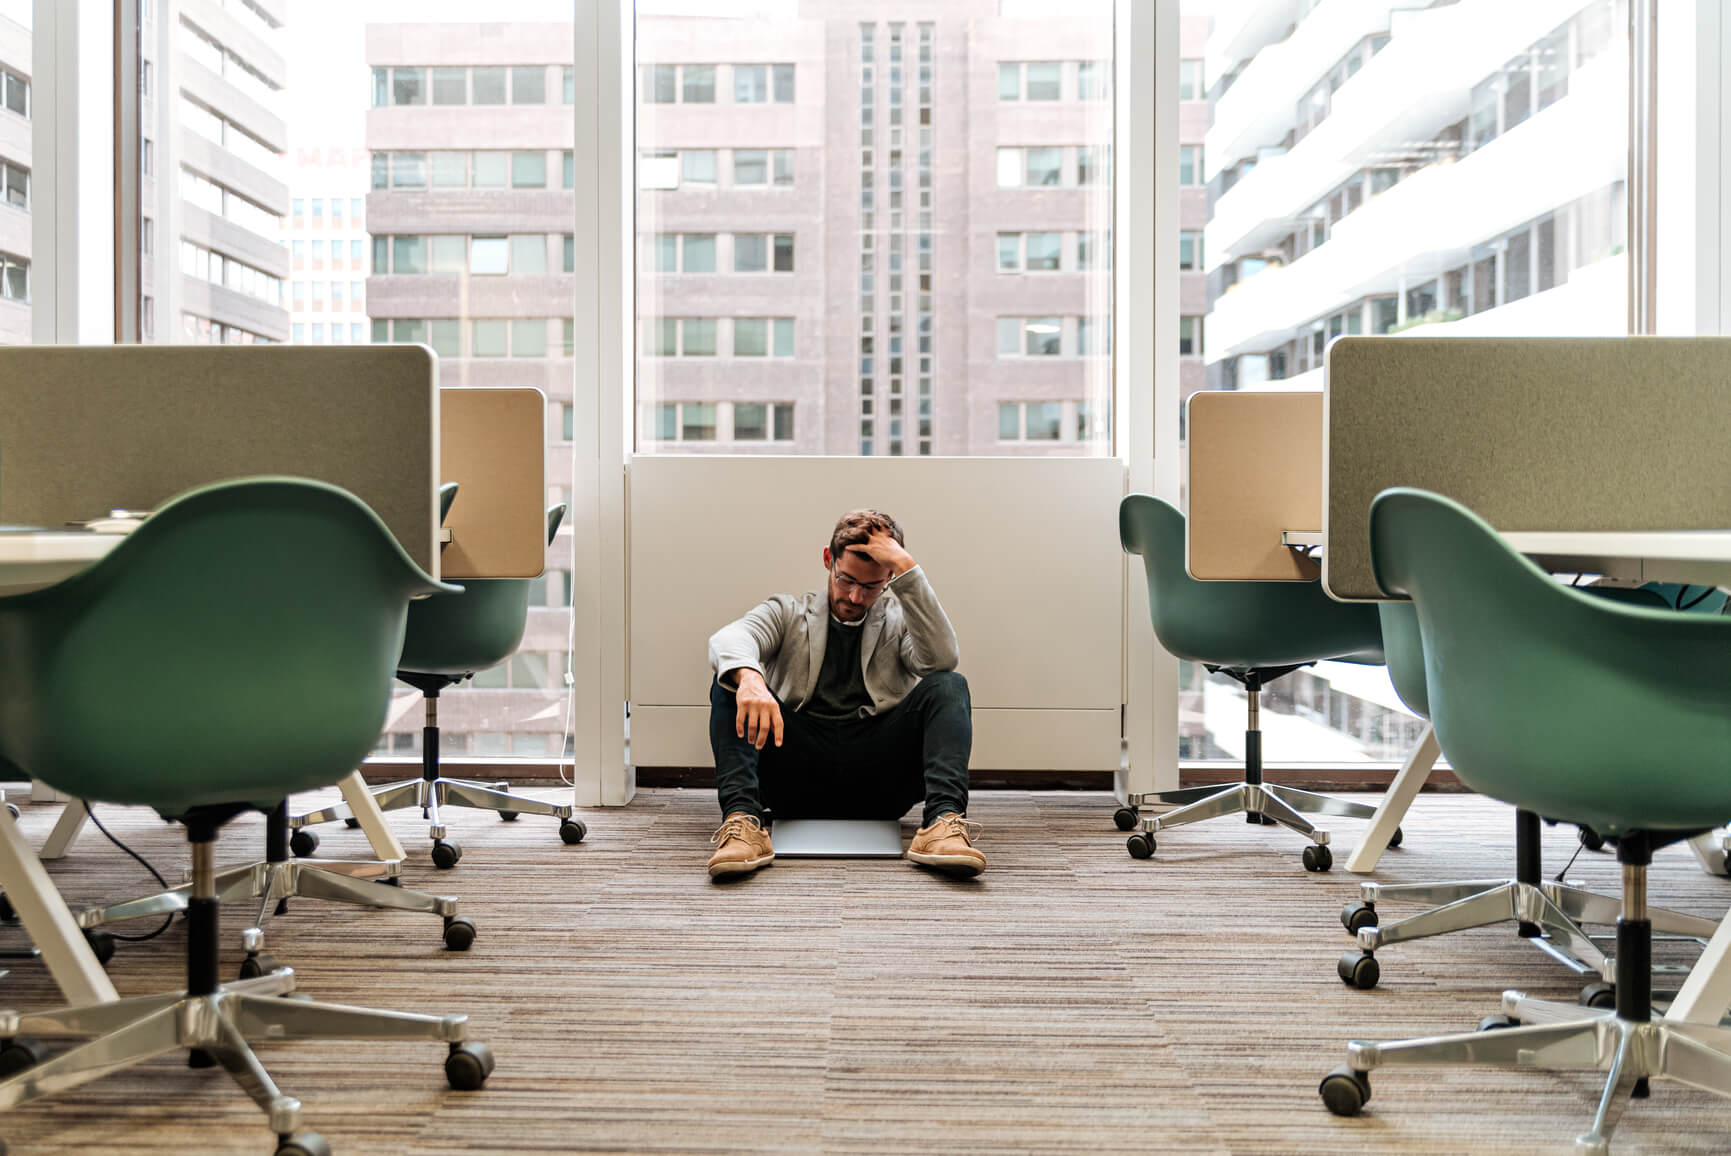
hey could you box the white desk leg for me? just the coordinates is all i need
[1345,724,1440,875]
[1666,906,1731,1025]
[0,804,117,1005]
[38,798,90,861]
[1687,830,1730,876]
[337,771,405,862]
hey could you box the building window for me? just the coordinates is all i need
[733,402,795,441]
[733,318,794,357]
[773,64,795,102]
[512,151,547,188]
[734,64,768,103]
[470,236,508,275]
[2,162,27,210]
[1179,144,1203,187]
[645,64,676,104]
[563,234,575,273]
[512,319,547,357]
[682,65,715,103]
[1025,62,1061,101]
[1179,315,1202,357]
[472,319,508,357]
[562,65,575,105]
[1078,60,1108,101]
[432,66,465,105]
[997,401,1064,442]
[391,67,426,106]
[1179,231,1203,270]
[998,317,1063,357]
[0,252,28,302]
[681,150,717,186]
[2,68,29,119]
[472,66,507,105]
[512,66,546,104]
[1179,59,1204,101]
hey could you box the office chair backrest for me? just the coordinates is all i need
[0,478,451,814]
[398,503,568,678]
[1119,493,1382,670]
[1368,487,1731,836]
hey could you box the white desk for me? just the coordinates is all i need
[1284,528,1731,588]
[0,530,408,1001]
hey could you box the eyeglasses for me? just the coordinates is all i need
[831,571,886,595]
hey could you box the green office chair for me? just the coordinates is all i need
[293,502,584,867]
[1118,494,1387,871]
[1336,599,1716,992]
[0,478,493,1155]
[1320,489,1731,1152]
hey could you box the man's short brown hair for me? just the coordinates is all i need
[829,508,904,563]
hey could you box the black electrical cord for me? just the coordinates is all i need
[1554,837,1586,883]
[82,802,175,942]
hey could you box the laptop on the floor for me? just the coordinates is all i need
[770,819,905,858]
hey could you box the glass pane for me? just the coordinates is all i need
[1177,0,1629,763]
[997,234,1020,272]
[683,64,716,103]
[682,234,715,272]
[473,152,508,187]
[430,235,466,272]
[681,150,716,184]
[997,403,1019,439]
[1026,401,1061,439]
[432,67,466,105]
[511,151,546,187]
[511,318,546,357]
[734,234,767,272]
[1025,62,1061,101]
[510,235,546,275]
[392,236,426,274]
[511,65,545,104]
[773,318,794,356]
[734,402,768,438]
[472,319,507,357]
[998,62,1019,101]
[432,152,468,187]
[734,64,768,103]
[471,237,508,275]
[734,318,768,355]
[734,149,768,185]
[472,66,506,105]
[1025,232,1061,271]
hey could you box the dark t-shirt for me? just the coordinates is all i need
[804,617,872,720]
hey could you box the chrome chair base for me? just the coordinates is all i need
[1127,781,1374,871]
[75,856,462,952]
[0,967,478,1143]
[1325,989,1731,1153]
[1341,878,1715,985]
[292,776,582,867]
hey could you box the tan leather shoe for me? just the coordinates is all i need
[907,813,985,877]
[707,812,774,879]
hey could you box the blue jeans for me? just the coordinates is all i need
[708,670,971,828]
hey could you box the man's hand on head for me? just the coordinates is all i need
[847,529,916,579]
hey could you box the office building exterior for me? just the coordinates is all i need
[0,11,29,347]
[365,22,577,759]
[1183,0,1626,760]
[148,0,292,346]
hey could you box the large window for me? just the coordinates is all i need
[1179,0,1632,763]
[637,6,1113,456]
[129,6,577,761]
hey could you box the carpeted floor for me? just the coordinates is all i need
[0,786,1727,1154]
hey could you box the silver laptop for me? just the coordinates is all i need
[771,819,905,858]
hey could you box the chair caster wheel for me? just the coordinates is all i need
[289,829,319,857]
[1319,1065,1370,1116]
[1303,843,1333,872]
[1337,951,1379,989]
[445,1041,495,1090]
[0,1038,43,1078]
[275,1130,332,1156]
[1580,981,1617,1009]
[0,894,14,923]
[1340,901,1377,935]
[1478,1014,1520,1031]
[1112,806,1139,832]
[1388,826,1403,848]
[499,810,520,822]
[1125,832,1155,859]
[1247,812,1277,825]
[431,841,462,869]
[344,817,361,829]
[559,819,586,845]
[443,916,477,951]
[239,952,280,980]
[82,928,115,966]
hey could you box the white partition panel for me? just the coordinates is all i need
[628,455,1127,770]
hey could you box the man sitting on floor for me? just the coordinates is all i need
[704,508,983,880]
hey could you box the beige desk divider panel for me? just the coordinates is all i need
[1186,391,1323,581]
[439,388,547,580]
[0,346,439,572]
[1323,336,1731,601]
